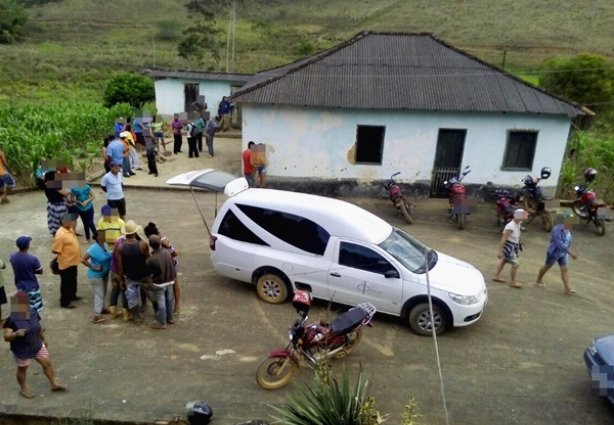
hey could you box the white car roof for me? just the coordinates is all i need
[229,189,393,244]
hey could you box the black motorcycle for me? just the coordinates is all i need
[520,166,553,232]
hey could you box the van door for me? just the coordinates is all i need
[328,240,403,315]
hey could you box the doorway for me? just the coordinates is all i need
[430,129,466,197]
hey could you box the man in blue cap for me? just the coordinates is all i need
[9,236,44,313]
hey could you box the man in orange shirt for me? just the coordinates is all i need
[0,145,16,204]
[51,213,82,309]
[242,141,255,188]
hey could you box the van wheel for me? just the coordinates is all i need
[408,303,448,336]
[256,273,289,304]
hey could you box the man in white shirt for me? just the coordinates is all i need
[493,208,527,288]
[100,162,126,220]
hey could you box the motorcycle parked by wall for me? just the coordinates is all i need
[520,166,553,232]
[495,188,522,228]
[444,165,471,230]
[573,167,608,236]
[384,172,413,224]
[256,291,376,390]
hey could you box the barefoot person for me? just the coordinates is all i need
[536,213,578,295]
[3,291,66,398]
[493,209,527,288]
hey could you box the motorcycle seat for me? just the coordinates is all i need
[330,307,369,336]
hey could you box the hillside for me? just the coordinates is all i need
[1,0,613,103]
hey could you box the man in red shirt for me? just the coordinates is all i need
[242,141,255,188]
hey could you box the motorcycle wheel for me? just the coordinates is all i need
[256,273,289,304]
[572,201,590,219]
[400,200,414,225]
[408,303,448,336]
[542,212,553,232]
[256,356,298,390]
[596,219,606,236]
[457,213,465,230]
[332,329,363,359]
[523,197,538,215]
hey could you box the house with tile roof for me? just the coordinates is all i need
[231,31,587,196]
[145,69,252,120]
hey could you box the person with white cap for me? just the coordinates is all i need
[117,220,150,324]
[493,208,527,288]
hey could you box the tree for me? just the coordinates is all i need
[177,0,242,71]
[103,73,155,109]
[0,0,27,44]
[540,53,614,111]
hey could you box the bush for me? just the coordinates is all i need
[540,53,614,111]
[103,73,155,109]
[0,0,28,44]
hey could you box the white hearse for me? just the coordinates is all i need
[168,169,487,335]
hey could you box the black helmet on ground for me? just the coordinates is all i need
[540,167,551,180]
[186,401,213,425]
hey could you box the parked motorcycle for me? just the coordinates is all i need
[444,165,471,230]
[573,167,608,236]
[384,172,413,224]
[256,291,376,390]
[520,166,553,232]
[495,188,522,228]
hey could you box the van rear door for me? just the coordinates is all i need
[327,239,403,316]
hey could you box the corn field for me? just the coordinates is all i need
[0,102,132,183]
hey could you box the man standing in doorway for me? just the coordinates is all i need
[217,96,232,132]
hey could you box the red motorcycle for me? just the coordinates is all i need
[256,291,376,390]
[495,188,522,228]
[573,168,608,236]
[445,165,471,229]
[384,172,413,224]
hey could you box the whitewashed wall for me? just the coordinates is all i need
[154,79,233,118]
[240,104,571,189]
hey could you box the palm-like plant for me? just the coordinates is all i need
[271,363,386,425]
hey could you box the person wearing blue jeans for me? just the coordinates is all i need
[146,235,175,329]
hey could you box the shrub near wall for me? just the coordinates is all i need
[0,102,133,183]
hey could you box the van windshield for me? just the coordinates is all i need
[378,228,437,274]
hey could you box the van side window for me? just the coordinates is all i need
[218,209,269,246]
[237,205,330,255]
[339,242,396,275]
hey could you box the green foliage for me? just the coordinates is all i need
[155,19,181,42]
[103,72,155,109]
[0,102,123,182]
[295,39,316,56]
[540,53,614,110]
[559,131,614,202]
[0,0,28,44]
[400,398,420,425]
[271,364,386,425]
[16,0,62,6]
[178,23,223,69]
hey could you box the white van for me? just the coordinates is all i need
[208,187,488,336]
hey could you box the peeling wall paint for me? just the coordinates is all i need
[240,104,572,187]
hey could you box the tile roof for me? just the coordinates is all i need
[232,32,586,117]
[144,69,252,85]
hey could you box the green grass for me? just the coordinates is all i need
[1,0,614,104]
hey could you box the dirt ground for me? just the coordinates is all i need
[1,135,614,425]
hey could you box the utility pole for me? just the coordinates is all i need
[231,0,236,71]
